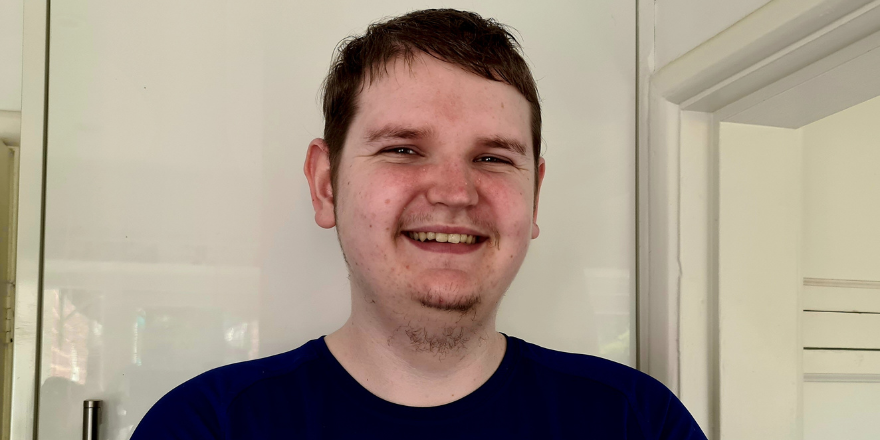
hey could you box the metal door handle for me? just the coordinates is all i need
[83,400,101,440]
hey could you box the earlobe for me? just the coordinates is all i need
[531,158,546,240]
[304,138,337,229]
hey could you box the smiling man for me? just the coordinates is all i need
[133,9,706,439]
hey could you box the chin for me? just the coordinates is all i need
[406,278,503,315]
[414,290,483,313]
[404,272,512,314]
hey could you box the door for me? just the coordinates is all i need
[35,1,637,438]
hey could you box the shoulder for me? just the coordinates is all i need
[512,337,706,440]
[131,338,322,439]
[187,339,320,404]
[516,338,666,400]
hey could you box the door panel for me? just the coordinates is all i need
[803,311,880,350]
[39,1,636,438]
[804,382,880,440]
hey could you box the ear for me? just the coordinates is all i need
[304,138,336,229]
[531,157,546,240]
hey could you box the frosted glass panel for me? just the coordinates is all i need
[38,1,635,438]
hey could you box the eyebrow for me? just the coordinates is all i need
[365,124,527,157]
[365,125,435,143]
[477,136,527,157]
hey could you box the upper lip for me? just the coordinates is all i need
[401,226,486,236]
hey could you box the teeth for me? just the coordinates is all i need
[406,231,479,244]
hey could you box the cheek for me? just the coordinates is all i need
[479,177,534,232]
[338,167,415,236]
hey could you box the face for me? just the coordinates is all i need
[306,54,545,323]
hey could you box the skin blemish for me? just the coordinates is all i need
[385,199,391,204]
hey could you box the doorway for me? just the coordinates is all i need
[643,0,880,438]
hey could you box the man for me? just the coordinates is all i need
[134,9,706,439]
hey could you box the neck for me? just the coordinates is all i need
[324,293,507,407]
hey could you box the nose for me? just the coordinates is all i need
[425,159,478,208]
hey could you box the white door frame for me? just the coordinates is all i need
[11,0,48,439]
[639,0,880,437]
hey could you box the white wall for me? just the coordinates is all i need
[654,0,772,70]
[800,94,880,440]
[718,122,803,440]
[802,94,880,281]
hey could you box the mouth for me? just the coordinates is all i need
[400,229,489,254]
[402,231,486,245]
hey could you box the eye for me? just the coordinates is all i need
[382,147,418,155]
[475,156,513,165]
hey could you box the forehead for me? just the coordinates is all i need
[349,54,532,148]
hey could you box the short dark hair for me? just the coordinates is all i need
[321,8,542,195]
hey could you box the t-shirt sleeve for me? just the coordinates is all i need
[130,379,225,440]
[655,393,707,440]
[626,378,708,440]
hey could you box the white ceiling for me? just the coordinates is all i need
[0,0,23,112]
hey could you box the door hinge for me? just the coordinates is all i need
[4,281,13,344]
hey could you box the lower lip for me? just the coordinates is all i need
[404,235,485,254]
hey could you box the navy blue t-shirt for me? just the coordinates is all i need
[132,335,706,439]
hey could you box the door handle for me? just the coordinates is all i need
[82,400,101,440]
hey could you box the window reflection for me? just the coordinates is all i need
[40,285,261,440]
[46,289,98,386]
